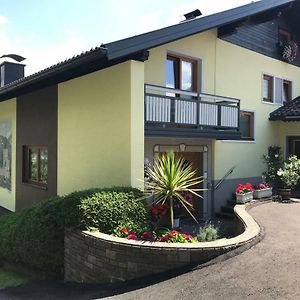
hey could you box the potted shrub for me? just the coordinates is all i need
[145,151,203,229]
[253,183,272,199]
[277,155,300,200]
[236,183,253,204]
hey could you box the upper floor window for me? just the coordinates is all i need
[263,74,273,102]
[23,145,48,187]
[262,74,292,104]
[166,54,198,93]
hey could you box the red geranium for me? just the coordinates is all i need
[127,233,139,241]
[141,231,154,242]
[119,228,128,235]
[236,183,253,194]
[149,203,169,220]
[254,183,271,190]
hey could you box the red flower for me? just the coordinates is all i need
[172,230,179,234]
[141,231,154,242]
[182,233,193,240]
[160,235,169,242]
[119,227,128,234]
[127,233,139,241]
[149,207,158,216]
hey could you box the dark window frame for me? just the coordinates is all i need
[166,53,199,93]
[23,145,48,187]
[283,79,292,102]
[240,111,254,141]
[263,74,274,102]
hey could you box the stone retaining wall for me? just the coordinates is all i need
[64,202,262,284]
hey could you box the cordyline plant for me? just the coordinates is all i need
[145,151,204,229]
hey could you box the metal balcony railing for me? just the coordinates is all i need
[144,84,240,135]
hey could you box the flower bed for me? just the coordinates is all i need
[64,201,263,284]
[114,226,197,243]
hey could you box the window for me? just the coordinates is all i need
[23,146,48,186]
[283,80,292,102]
[263,75,273,102]
[262,74,292,104]
[166,54,198,94]
[240,111,254,140]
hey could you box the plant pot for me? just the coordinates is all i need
[173,218,180,228]
[236,191,253,204]
[277,188,291,200]
[253,187,272,199]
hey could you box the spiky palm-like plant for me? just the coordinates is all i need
[145,151,204,229]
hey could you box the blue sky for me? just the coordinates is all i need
[0,0,254,75]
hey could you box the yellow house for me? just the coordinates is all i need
[0,0,299,218]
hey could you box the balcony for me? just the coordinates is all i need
[144,84,241,139]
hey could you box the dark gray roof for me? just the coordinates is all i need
[0,0,295,101]
[269,97,300,121]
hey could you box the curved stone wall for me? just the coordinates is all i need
[64,202,262,284]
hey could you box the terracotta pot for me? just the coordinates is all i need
[277,188,291,200]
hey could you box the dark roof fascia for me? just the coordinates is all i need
[105,0,294,60]
[269,116,300,121]
[0,49,149,101]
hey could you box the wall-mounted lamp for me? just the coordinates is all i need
[179,143,186,152]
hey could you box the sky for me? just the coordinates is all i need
[0,0,256,75]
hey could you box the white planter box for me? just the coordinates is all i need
[253,188,272,199]
[236,191,253,204]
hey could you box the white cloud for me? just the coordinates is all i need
[135,11,163,34]
[0,16,7,26]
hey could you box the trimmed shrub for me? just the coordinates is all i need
[0,187,148,277]
[79,191,149,233]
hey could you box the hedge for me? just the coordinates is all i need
[0,187,148,277]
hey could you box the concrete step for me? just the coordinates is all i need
[221,206,234,214]
[227,200,236,207]
[215,212,235,220]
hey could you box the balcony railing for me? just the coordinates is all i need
[145,84,240,139]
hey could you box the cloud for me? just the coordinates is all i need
[135,11,163,34]
[0,16,7,26]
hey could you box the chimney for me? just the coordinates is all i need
[0,54,26,87]
[183,9,202,21]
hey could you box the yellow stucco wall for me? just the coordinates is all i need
[0,98,16,211]
[144,30,300,181]
[57,60,144,195]
[213,39,300,180]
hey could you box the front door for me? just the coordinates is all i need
[177,152,203,221]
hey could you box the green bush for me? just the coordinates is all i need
[0,187,148,277]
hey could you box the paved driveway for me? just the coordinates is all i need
[1,202,300,299]
[106,202,300,300]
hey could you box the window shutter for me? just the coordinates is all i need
[274,77,283,104]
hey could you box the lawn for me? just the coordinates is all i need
[0,265,36,289]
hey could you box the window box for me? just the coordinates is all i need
[253,187,272,199]
[236,191,253,204]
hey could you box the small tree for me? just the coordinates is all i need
[263,146,283,189]
[277,155,300,189]
[145,151,203,229]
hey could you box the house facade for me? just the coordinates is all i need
[0,0,300,218]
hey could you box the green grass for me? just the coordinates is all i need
[0,267,28,289]
[0,264,41,289]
